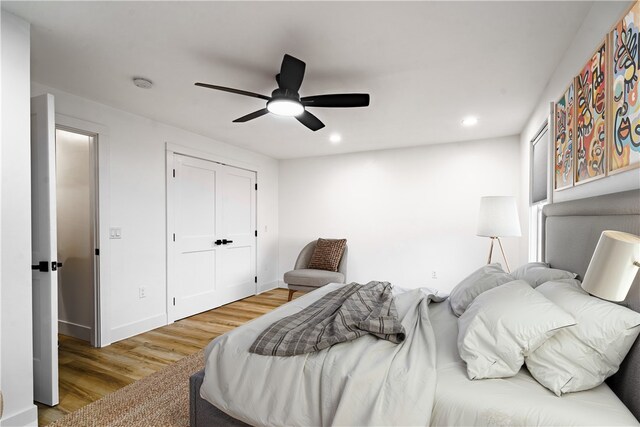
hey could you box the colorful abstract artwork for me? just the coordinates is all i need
[554,83,575,190]
[575,42,607,183]
[610,2,640,173]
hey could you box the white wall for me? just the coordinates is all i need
[56,130,94,341]
[279,136,522,293]
[1,11,39,427]
[31,82,280,345]
[519,1,640,261]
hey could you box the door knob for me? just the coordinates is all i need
[31,261,49,272]
[52,261,63,272]
[214,239,223,245]
[222,239,233,245]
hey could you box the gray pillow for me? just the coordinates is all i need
[509,262,549,277]
[449,263,512,316]
[510,263,576,288]
[458,280,575,380]
[526,280,640,395]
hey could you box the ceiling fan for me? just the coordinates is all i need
[195,54,370,131]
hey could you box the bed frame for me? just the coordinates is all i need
[190,370,249,427]
[190,189,640,425]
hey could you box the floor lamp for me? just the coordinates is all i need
[477,196,521,273]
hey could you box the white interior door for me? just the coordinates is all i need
[218,166,257,304]
[31,93,59,406]
[169,154,256,321]
[172,155,221,320]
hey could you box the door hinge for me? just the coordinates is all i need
[173,233,175,242]
[173,297,176,306]
[255,183,257,190]
[95,248,100,256]
[254,230,257,237]
[172,169,176,178]
[254,276,257,283]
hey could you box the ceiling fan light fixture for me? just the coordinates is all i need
[267,99,304,117]
[196,54,370,131]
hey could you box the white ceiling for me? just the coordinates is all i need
[3,1,595,159]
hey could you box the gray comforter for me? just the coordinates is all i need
[249,281,405,356]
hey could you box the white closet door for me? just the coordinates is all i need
[170,154,256,321]
[218,166,256,305]
[172,155,222,320]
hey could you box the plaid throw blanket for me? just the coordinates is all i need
[249,281,406,356]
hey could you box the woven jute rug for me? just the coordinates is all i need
[50,350,205,427]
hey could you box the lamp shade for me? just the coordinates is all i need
[477,196,522,237]
[582,230,640,302]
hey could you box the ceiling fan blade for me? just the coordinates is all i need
[296,110,325,131]
[195,83,270,101]
[278,54,306,92]
[301,93,370,108]
[233,108,269,123]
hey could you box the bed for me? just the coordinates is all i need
[190,189,640,426]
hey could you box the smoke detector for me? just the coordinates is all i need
[133,77,153,89]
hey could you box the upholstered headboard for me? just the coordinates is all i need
[542,189,640,421]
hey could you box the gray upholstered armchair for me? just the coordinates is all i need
[284,240,348,301]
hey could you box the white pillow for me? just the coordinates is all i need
[509,261,548,277]
[510,263,576,288]
[458,280,575,380]
[525,280,640,396]
[449,263,512,316]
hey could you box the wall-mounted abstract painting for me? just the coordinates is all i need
[554,83,575,190]
[609,1,640,174]
[575,41,607,184]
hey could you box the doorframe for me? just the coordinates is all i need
[165,142,258,323]
[56,114,111,347]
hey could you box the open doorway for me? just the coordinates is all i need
[55,127,99,346]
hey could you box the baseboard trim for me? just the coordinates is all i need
[0,403,37,427]
[58,320,92,342]
[257,280,280,294]
[110,313,166,343]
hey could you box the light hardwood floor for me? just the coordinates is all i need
[38,288,295,426]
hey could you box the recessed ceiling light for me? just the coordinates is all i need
[329,133,342,144]
[461,116,478,127]
[133,77,153,89]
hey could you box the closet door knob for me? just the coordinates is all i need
[222,239,233,245]
[214,239,223,245]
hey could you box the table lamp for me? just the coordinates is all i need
[477,196,521,272]
[582,230,640,302]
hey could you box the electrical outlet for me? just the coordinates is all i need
[139,287,147,299]
[431,271,438,279]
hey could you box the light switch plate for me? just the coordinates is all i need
[110,227,122,239]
